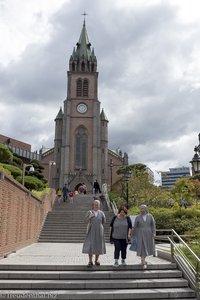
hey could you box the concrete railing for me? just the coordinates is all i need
[0,172,55,257]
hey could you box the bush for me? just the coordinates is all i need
[1,163,22,179]
[13,155,23,166]
[16,175,45,191]
[0,164,11,176]
[128,206,200,235]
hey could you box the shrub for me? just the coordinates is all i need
[128,206,200,235]
[2,163,22,179]
[0,164,11,176]
[13,155,23,166]
[16,175,45,191]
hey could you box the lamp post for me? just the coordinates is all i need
[49,161,56,187]
[109,159,113,191]
[22,164,34,186]
[124,168,132,209]
[190,146,200,175]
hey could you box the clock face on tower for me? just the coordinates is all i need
[77,103,88,114]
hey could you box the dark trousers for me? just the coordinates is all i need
[113,239,127,260]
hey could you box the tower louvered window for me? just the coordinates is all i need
[83,79,89,97]
[76,78,89,97]
[76,79,82,97]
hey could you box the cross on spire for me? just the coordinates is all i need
[81,12,88,25]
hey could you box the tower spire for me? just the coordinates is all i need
[69,15,97,72]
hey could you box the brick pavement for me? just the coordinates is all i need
[0,242,169,266]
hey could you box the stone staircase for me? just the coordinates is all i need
[0,263,197,299]
[38,194,114,243]
[0,193,197,299]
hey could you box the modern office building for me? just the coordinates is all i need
[161,167,191,188]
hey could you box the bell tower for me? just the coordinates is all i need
[54,19,108,190]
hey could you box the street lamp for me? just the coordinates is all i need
[124,168,132,209]
[22,164,34,186]
[109,159,113,191]
[49,161,56,186]
[190,146,200,175]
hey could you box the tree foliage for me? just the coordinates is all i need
[0,144,13,162]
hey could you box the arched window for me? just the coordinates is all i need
[75,126,88,170]
[83,79,89,97]
[76,78,82,97]
[72,62,75,71]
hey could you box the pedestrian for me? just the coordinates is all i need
[82,183,87,194]
[62,184,69,202]
[82,200,106,267]
[55,188,62,205]
[93,180,101,194]
[133,204,156,268]
[110,206,132,267]
[68,191,74,204]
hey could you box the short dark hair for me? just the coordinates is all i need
[118,206,128,214]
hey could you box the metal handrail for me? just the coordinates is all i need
[167,229,200,297]
[102,183,118,214]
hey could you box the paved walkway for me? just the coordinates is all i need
[0,243,169,266]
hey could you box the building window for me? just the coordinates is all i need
[75,126,88,170]
[83,79,88,97]
[76,78,82,97]
[72,62,75,71]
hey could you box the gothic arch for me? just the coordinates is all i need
[75,126,88,170]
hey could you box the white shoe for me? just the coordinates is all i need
[113,261,119,267]
[121,260,127,266]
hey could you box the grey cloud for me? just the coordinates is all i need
[0,0,199,169]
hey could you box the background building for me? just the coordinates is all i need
[0,134,40,162]
[161,167,191,188]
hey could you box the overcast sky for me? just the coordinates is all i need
[0,0,200,179]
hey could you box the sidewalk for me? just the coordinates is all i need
[0,242,169,266]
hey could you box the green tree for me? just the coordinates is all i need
[188,179,200,206]
[0,144,13,162]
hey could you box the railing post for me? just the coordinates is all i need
[170,231,175,263]
[196,261,200,298]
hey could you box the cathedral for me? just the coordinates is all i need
[41,19,128,191]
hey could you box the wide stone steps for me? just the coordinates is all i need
[38,196,114,242]
[0,278,189,289]
[0,265,197,300]
[0,288,196,299]
[0,269,183,279]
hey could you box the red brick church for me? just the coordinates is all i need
[41,19,128,191]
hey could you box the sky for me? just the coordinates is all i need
[0,0,200,180]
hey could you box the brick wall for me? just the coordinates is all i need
[0,172,55,257]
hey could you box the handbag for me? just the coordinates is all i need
[129,237,137,252]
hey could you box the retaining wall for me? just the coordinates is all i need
[0,172,55,257]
